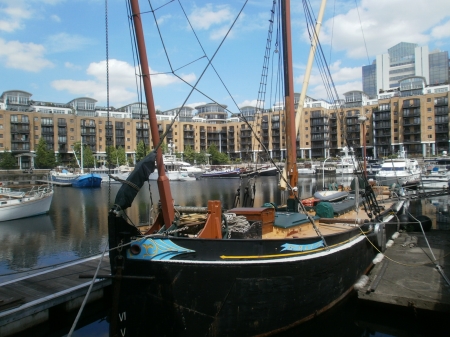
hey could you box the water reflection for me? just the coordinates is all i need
[0,177,447,283]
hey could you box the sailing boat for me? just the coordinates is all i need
[106,1,405,336]
[71,139,102,188]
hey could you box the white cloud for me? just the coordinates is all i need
[157,14,172,25]
[64,62,81,70]
[319,0,450,59]
[431,20,450,40]
[0,0,32,32]
[45,33,94,53]
[238,99,257,108]
[188,4,237,40]
[52,59,197,106]
[0,38,53,71]
[50,14,60,22]
[189,4,234,30]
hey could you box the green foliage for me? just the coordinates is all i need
[116,146,127,165]
[195,151,208,165]
[183,146,196,163]
[72,141,95,169]
[135,140,148,163]
[83,146,95,168]
[207,144,229,165]
[0,149,18,169]
[35,138,56,169]
[106,145,117,167]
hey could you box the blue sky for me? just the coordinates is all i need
[1,0,450,114]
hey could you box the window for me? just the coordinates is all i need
[428,126,432,129]
[428,108,432,112]
[127,130,130,134]
[0,134,2,138]
[99,129,102,133]
[127,146,130,149]
[0,114,3,118]
[394,128,398,132]
[127,138,130,141]
[99,137,102,141]
[305,120,308,123]
[99,121,102,124]
[427,98,431,102]
[427,117,432,121]
[35,126,38,130]
[70,128,74,132]
[305,127,308,130]
[70,136,74,140]
[306,142,309,145]
[35,135,39,139]
[127,122,130,125]
[34,117,39,121]
[70,119,74,123]
[394,137,398,140]
[428,135,432,138]
[0,143,3,147]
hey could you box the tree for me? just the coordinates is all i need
[106,145,117,167]
[35,138,56,169]
[72,141,95,169]
[183,146,196,163]
[0,149,18,169]
[116,146,127,165]
[207,144,229,165]
[135,140,148,163]
[82,146,95,168]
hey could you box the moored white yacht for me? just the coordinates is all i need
[336,146,359,175]
[421,155,450,189]
[375,149,421,187]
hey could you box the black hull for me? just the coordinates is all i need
[107,214,398,336]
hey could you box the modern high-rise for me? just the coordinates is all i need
[362,42,450,98]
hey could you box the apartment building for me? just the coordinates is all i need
[1,80,449,169]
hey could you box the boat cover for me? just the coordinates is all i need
[315,202,334,218]
[114,151,156,211]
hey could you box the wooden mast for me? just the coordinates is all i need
[129,0,174,227]
[281,0,298,210]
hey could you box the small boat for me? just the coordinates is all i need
[421,156,450,190]
[375,149,421,186]
[72,173,102,188]
[50,169,80,185]
[240,165,279,177]
[314,190,349,202]
[90,166,132,184]
[298,164,316,176]
[336,147,359,175]
[367,158,383,178]
[201,167,241,178]
[0,185,53,221]
[149,154,204,181]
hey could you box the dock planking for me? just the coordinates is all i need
[358,230,450,312]
[0,255,111,336]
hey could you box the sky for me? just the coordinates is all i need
[1,0,450,115]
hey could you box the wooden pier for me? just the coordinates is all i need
[358,230,450,313]
[36,179,72,186]
[0,255,111,336]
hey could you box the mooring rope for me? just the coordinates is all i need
[67,239,109,336]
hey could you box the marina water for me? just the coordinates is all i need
[0,176,448,336]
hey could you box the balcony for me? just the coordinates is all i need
[403,128,421,135]
[10,125,30,133]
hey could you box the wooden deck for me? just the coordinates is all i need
[358,230,450,312]
[0,255,111,336]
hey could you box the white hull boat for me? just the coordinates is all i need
[375,150,421,187]
[0,186,54,221]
